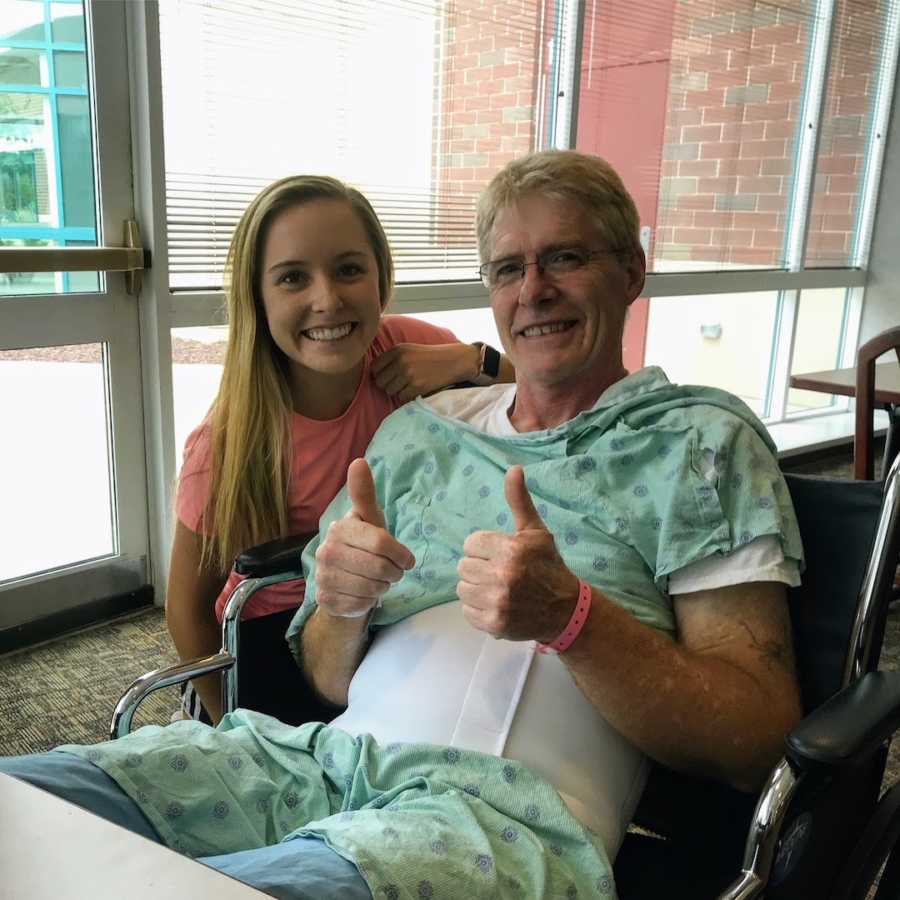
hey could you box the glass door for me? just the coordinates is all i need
[0,0,150,645]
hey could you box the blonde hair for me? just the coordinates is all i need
[198,175,394,572]
[476,150,641,263]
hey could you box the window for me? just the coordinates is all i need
[0,0,97,296]
[160,0,578,289]
[579,0,813,272]
[159,0,899,431]
[644,291,780,416]
[787,287,853,412]
[170,325,227,466]
[805,0,890,267]
[1,150,38,222]
[0,342,114,582]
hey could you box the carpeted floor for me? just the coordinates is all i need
[0,607,179,752]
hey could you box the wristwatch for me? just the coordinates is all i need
[471,342,501,386]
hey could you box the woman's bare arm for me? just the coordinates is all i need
[372,342,514,402]
[165,519,228,723]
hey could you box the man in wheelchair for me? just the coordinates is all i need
[1,151,805,899]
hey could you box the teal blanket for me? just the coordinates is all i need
[61,714,612,897]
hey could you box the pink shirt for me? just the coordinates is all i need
[175,315,457,621]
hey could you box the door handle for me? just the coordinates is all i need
[0,221,150,295]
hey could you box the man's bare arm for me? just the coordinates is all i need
[458,466,800,792]
[300,608,370,707]
[299,459,415,706]
[562,581,801,791]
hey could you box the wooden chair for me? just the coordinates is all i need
[854,325,900,481]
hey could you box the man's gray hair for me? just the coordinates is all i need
[476,150,642,263]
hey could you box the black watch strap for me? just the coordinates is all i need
[471,342,501,385]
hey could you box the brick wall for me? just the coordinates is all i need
[425,0,882,270]
[656,0,882,268]
[432,0,549,250]
[806,1,883,265]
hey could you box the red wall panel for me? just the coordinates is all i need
[575,0,677,370]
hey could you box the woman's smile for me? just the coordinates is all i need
[301,322,358,342]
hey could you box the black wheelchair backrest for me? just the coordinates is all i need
[782,473,884,712]
[619,471,889,894]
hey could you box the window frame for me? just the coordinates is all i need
[126,0,900,594]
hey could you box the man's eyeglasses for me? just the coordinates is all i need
[478,246,624,291]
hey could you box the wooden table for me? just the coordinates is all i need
[0,772,266,899]
[790,361,900,477]
[789,361,900,405]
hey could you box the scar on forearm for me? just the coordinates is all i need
[737,619,795,675]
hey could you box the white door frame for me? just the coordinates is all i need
[0,0,151,631]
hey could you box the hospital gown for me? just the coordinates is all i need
[58,368,802,899]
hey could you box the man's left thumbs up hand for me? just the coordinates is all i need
[457,465,580,641]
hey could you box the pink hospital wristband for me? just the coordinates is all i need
[537,578,593,654]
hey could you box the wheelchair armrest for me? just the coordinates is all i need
[217,532,314,717]
[233,532,316,578]
[785,671,900,771]
[109,653,235,740]
[110,535,315,740]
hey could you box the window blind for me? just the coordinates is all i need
[160,0,574,290]
[160,0,897,290]
[574,0,898,272]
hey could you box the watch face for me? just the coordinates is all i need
[482,344,501,378]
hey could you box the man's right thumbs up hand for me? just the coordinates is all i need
[346,457,387,529]
[315,458,416,619]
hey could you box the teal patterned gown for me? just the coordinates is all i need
[59,368,802,900]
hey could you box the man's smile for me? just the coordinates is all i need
[518,320,578,338]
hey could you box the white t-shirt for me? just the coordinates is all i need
[330,379,798,859]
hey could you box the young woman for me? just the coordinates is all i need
[167,175,510,725]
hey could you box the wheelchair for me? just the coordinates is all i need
[111,453,900,899]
